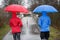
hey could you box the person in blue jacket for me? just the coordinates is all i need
[38,11,51,40]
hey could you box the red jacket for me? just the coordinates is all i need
[9,17,23,33]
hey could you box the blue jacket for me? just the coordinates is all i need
[38,16,51,32]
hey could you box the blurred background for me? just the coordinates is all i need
[0,0,60,40]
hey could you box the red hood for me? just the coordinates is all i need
[12,12,17,18]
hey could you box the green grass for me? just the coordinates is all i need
[49,27,60,40]
[0,24,10,40]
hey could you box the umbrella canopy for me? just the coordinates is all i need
[33,5,58,13]
[4,4,29,14]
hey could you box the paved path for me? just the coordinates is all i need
[3,31,41,40]
[3,17,41,40]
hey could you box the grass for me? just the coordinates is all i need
[49,27,60,40]
[0,24,10,40]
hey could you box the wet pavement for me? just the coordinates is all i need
[3,31,41,40]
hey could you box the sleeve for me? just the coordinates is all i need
[48,17,51,26]
[38,17,42,27]
[19,18,23,27]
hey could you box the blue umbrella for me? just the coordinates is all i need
[33,5,58,13]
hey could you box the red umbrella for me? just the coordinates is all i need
[4,4,29,14]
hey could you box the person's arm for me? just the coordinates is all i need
[48,18,51,26]
[38,17,42,27]
[19,19,23,27]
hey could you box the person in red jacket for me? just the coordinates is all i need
[9,13,23,40]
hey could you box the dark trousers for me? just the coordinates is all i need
[40,31,50,40]
[13,32,21,40]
